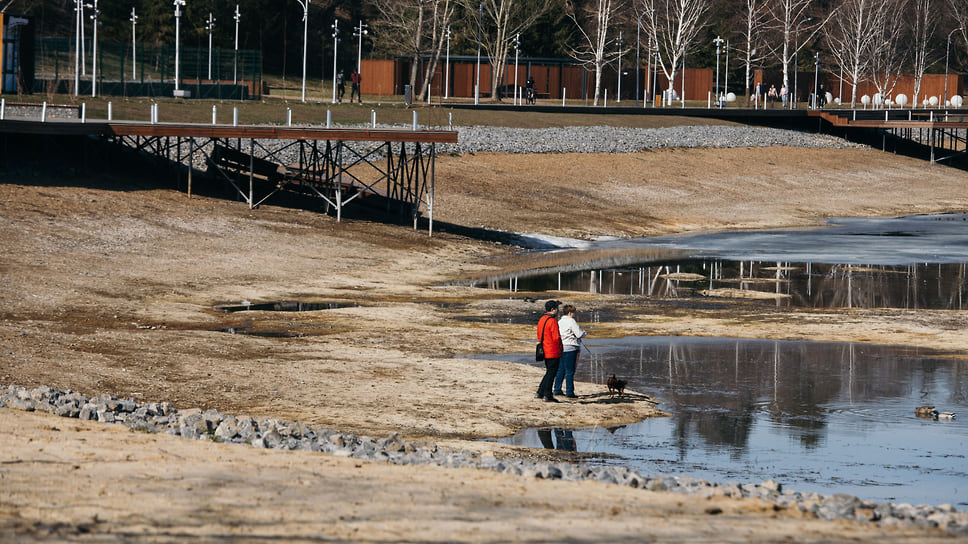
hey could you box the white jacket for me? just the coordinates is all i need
[558,315,586,352]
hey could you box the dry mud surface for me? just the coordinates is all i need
[3,145,968,542]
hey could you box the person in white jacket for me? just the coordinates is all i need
[553,304,586,398]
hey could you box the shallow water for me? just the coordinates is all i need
[484,337,968,507]
[472,215,968,309]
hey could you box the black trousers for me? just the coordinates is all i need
[537,357,560,398]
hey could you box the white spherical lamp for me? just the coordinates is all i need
[895,93,908,107]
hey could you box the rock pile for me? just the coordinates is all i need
[3,384,964,534]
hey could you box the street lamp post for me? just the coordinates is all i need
[130,7,137,82]
[206,12,215,81]
[174,0,185,92]
[812,52,819,109]
[616,31,623,103]
[87,0,99,97]
[354,21,367,74]
[513,33,520,105]
[296,0,309,102]
[653,44,659,107]
[444,26,451,99]
[713,35,723,107]
[945,27,963,107]
[793,17,812,110]
[233,5,240,84]
[475,2,482,105]
[332,20,339,104]
[73,0,81,95]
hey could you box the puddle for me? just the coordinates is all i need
[477,337,968,507]
[216,327,316,338]
[474,260,968,309]
[457,307,623,325]
[215,301,358,312]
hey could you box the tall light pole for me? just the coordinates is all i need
[724,40,729,98]
[74,0,81,95]
[353,21,367,74]
[130,7,137,82]
[475,2,482,105]
[513,33,520,104]
[616,31,623,103]
[87,0,99,97]
[945,27,963,107]
[793,17,812,110]
[653,43,659,107]
[233,5,240,84]
[444,26,451,99]
[296,0,309,102]
[331,19,339,104]
[713,35,724,107]
[812,51,819,109]
[206,12,215,81]
[174,0,185,92]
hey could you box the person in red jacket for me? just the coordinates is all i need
[536,300,564,402]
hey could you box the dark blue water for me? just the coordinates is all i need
[485,337,968,507]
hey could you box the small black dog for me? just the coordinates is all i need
[606,375,627,397]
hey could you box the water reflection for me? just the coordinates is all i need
[474,260,968,310]
[487,337,968,506]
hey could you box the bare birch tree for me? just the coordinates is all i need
[868,0,905,103]
[823,0,883,107]
[736,0,773,103]
[768,0,821,98]
[910,0,939,107]
[638,0,711,101]
[371,0,454,101]
[566,0,627,105]
[461,0,554,102]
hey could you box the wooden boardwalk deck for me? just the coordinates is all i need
[0,119,459,234]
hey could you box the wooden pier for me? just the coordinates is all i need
[0,118,458,234]
[811,110,968,164]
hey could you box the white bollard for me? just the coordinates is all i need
[448,112,452,129]
[412,110,418,130]
[41,102,47,122]
[286,108,292,126]
[212,105,218,125]
[81,103,86,123]
[0,98,5,120]
[562,88,566,107]
[371,109,376,128]
[233,107,238,126]
[107,102,113,121]
[326,110,331,128]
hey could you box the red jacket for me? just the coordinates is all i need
[537,314,563,359]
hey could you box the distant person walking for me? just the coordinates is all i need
[780,84,789,108]
[767,84,778,108]
[350,71,362,103]
[336,70,345,103]
[553,304,586,399]
[536,300,563,402]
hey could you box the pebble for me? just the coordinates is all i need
[1,383,964,534]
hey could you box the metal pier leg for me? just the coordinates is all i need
[249,138,255,208]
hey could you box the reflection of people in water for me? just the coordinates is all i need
[537,428,576,451]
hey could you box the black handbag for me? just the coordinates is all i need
[536,316,547,361]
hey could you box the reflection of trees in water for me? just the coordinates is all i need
[576,338,963,454]
[502,260,968,310]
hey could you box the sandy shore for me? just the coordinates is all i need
[2,144,968,542]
